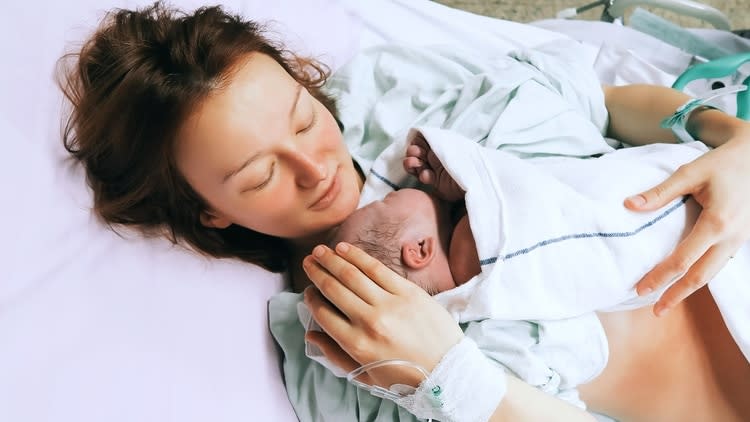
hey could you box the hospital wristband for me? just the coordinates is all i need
[393,336,507,422]
[661,84,747,143]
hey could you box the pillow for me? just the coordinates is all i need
[0,1,358,421]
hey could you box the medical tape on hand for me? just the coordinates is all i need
[661,84,748,143]
[392,336,507,422]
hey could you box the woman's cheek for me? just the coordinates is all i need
[319,111,345,150]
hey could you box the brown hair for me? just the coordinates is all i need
[58,2,338,272]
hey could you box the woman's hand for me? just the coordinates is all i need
[626,129,750,316]
[302,242,464,388]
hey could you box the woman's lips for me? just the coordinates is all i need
[309,167,341,211]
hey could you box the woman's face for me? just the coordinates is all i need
[175,53,361,240]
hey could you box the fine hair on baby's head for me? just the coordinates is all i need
[330,217,410,280]
[329,188,452,295]
[329,212,446,296]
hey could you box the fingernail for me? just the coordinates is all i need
[638,286,653,296]
[655,304,670,317]
[313,245,325,258]
[336,242,350,253]
[305,333,320,347]
[627,195,646,207]
[303,286,314,301]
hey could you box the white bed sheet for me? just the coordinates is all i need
[1,1,735,421]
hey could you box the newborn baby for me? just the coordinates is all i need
[328,131,481,295]
[329,187,477,295]
[330,128,706,313]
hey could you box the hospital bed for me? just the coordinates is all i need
[557,0,732,29]
[1,0,747,421]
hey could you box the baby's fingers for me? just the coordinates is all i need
[418,168,436,185]
[406,144,427,161]
[403,156,436,184]
[403,156,425,176]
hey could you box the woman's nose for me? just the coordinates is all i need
[289,150,327,188]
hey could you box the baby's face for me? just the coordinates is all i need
[333,188,440,245]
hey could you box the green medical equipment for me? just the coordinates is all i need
[672,52,750,120]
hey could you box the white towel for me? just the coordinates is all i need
[409,127,706,321]
[410,127,749,363]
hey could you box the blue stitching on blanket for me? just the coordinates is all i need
[478,197,689,266]
[369,169,400,190]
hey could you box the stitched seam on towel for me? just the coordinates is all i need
[479,196,689,266]
[370,168,401,190]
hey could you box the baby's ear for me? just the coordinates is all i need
[401,237,436,270]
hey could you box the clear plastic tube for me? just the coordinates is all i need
[347,359,437,421]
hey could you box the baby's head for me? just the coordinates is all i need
[329,188,456,294]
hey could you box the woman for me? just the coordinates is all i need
[59,3,750,421]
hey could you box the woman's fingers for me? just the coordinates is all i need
[303,286,379,365]
[303,286,354,333]
[304,330,374,385]
[308,245,392,306]
[333,242,415,295]
[653,241,739,316]
[625,165,696,212]
[636,211,717,296]
[303,253,371,316]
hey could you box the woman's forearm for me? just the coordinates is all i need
[603,84,747,148]
[488,376,597,422]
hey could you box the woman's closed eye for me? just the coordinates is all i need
[244,161,275,192]
[297,107,317,135]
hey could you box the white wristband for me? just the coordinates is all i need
[394,337,507,422]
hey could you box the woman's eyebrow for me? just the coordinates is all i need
[223,152,261,183]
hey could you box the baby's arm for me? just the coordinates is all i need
[403,132,465,201]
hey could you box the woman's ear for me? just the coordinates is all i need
[401,237,436,270]
[200,210,232,229]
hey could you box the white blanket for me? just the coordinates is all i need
[419,128,703,320]
[406,127,749,362]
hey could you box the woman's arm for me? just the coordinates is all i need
[602,84,747,148]
[489,376,596,422]
[603,84,750,316]
[303,243,595,422]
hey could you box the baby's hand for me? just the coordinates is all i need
[403,133,465,201]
